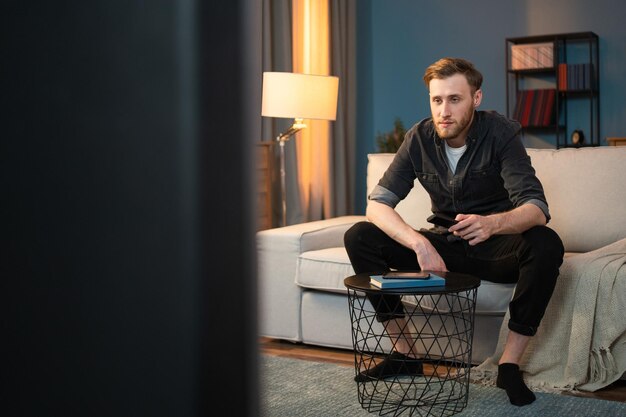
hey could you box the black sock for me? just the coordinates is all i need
[496,363,536,406]
[354,351,423,382]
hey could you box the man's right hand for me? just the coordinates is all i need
[367,200,448,272]
[411,235,448,272]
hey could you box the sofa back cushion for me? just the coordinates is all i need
[367,153,432,230]
[527,147,626,252]
[367,147,626,253]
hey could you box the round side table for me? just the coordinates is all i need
[344,271,480,417]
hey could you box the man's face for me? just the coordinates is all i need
[429,73,482,144]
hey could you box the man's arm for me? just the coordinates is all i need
[449,203,547,246]
[366,200,448,271]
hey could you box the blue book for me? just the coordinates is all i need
[369,272,446,289]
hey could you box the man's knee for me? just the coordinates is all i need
[344,221,377,252]
[523,226,564,264]
[344,221,389,275]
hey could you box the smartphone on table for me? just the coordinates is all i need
[382,271,430,280]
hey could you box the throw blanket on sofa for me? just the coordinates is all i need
[472,238,626,393]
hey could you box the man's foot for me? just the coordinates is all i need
[354,351,423,382]
[496,363,536,406]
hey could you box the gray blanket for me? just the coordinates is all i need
[472,238,626,393]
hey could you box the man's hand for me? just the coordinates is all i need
[367,200,448,271]
[449,214,496,246]
[411,238,448,272]
[449,204,547,246]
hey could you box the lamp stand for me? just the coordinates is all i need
[276,118,306,227]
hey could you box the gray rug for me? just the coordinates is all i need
[260,355,626,417]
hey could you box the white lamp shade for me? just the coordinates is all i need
[261,72,339,121]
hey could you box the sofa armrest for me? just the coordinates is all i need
[257,215,366,253]
[256,215,365,341]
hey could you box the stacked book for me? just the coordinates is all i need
[369,272,446,289]
[558,63,594,91]
[513,89,556,127]
[511,42,554,70]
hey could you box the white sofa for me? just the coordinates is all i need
[257,147,626,363]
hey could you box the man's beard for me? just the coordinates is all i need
[435,107,474,140]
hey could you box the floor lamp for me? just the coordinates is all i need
[261,72,339,226]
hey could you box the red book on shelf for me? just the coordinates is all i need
[543,89,556,126]
[558,63,567,91]
[532,89,545,126]
[521,90,535,127]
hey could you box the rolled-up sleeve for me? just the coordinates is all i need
[368,184,401,208]
[523,198,550,222]
[369,135,419,208]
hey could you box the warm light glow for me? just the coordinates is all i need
[261,72,338,121]
[292,0,332,221]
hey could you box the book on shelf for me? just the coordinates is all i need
[513,89,556,127]
[558,63,567,91]
[559,63,594,91]
[369,272,446,289]
[542,90,556,126]
[510,42,554,70]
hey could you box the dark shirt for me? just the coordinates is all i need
[369,110,550,222]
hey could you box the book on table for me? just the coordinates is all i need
[369,272,446,289]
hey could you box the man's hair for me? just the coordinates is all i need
[423,57,483,93]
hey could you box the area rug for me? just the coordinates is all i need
[260,355,626,417]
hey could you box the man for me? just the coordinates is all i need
[344,57,564,407]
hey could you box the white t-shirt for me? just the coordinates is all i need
[445,142,467,174]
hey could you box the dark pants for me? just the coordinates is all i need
[344,221,564,336]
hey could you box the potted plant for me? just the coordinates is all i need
[376,117,406,153]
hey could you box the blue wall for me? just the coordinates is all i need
[355,0,626,214]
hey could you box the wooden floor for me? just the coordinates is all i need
[260,337,626,403]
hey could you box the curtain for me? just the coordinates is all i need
[262,0,301,226]
[330,0,357,217]
[262,0,356,226]
[291,0,357,223]
[292,0,331,222]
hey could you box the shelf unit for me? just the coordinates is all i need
[506,32,599,148]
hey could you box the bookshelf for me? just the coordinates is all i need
[506,32,599,148]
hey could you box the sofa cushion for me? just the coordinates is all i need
[367,153,432,230]
[527,147,626,253]
[295,247,355,294]
[416,280,515,316]
[296,246,515,315]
